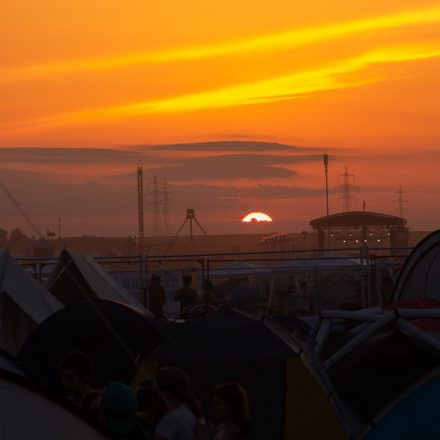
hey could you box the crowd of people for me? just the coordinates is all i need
[147,274,206,319]
[58,352,251,440]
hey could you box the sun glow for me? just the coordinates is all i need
[242,212,273,223]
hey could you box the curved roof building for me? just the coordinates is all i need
[310,211,406,229]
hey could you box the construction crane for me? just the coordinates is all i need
[0,179,43,239]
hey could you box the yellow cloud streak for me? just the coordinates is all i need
[1,43,440,135]
[89,44,440,114]
[3,5,440,81]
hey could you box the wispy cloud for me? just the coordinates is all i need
[140,154,323,180]
[0,147,141,164]
[1,43,439,136]
[149,141,305,152]
[2,5,440,81]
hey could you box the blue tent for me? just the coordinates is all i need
[362,370,440,439]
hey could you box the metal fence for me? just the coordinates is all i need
[18,246,412,318]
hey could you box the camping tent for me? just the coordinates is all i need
[0,368,109,439]
[133,307,350,440]
[18,299,169,390]
[0,249,62,355]
[361,369,440,439]
[310,306,440,436]
[0,347,25,376]
[46,249,147,311]
[394,230,440,300]
[327,329,440,426]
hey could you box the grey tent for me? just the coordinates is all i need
[394,230,440,300]
[47,249,148,312]
[0,249,62,355]
[133,307,350,439]
[0,368,109,439]
[18,299,168,390]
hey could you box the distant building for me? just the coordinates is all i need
[310,211,409,253]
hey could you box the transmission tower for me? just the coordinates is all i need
[394,185,408,218]
[137,161,144,253]
[337,166,359,212]
[161,178,170,236]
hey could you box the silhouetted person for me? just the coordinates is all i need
[203,278,214,304]
[81,389,101,418]
[175,275,199,317]
[58,351,95,406]
[212,382,250,440]
[149,274,166,318]
[154,366,203,440]
[194,382,250,440]
[99,381,146,439]
[136,379,166,438]
[382,270,394,305]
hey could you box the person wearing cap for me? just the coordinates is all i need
[99,381,146,439]
[154,367,203,440]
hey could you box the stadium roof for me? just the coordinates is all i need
[310,211,406,229]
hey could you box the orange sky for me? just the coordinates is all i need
[0,1,439,236]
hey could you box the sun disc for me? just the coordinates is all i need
[242,212,273,223]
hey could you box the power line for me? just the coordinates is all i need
[0,179,43,238]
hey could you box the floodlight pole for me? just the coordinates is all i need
[323,154,330,249]
[323,154,329,216]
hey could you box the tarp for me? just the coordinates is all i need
[394,230,440,301]
[274,252,360,273]
[133,307,349,440]
[0,249,62,355]
[209,261,270,277]
[18,299,169,390]
[47,249,148,312]
[0,369,109,439]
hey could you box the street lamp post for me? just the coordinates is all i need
[323,154,329,216]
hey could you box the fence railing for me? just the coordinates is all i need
[17,246,412,317]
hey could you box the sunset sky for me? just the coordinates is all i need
[1,1,439,237]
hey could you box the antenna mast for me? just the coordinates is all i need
[323,154,329,216]
[137,161,144,254]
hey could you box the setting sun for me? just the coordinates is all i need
[242,212,273,223]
